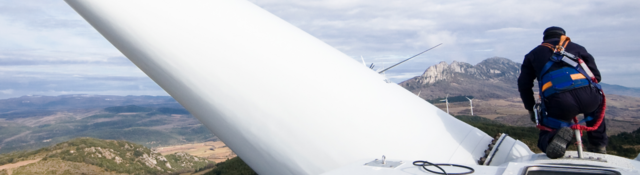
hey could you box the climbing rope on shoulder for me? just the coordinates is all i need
[534,35,606,132]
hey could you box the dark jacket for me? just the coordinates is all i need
[518,38,601,111]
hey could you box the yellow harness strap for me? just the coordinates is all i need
[541,73,587,92]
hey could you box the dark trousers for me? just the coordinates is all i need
[537,86,608,152]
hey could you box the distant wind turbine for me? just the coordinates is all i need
[465,96,473,116]
[440,94,449,114]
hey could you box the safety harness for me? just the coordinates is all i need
[534,35,606,132]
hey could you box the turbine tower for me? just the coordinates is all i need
[440,94,449,114]
[465,96,473,116]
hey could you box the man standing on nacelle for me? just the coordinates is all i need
[518,26,607,158]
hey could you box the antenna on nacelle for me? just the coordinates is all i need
[378,43,442,74]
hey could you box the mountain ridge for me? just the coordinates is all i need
[399,57,640,134]
[400,57,521,100]
[400,57,640,99]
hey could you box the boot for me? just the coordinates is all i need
[546,127,574,159]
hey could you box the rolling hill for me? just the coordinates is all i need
[0,95,215,154]
[0,137,212,175]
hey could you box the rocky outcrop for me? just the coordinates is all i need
[413,57,520,86]
[417,61,475,85]
[400,57,523,99]
[83,146,123,164]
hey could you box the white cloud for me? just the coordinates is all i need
[0,89,13,95]
[486,28,535,34]
[247,0,640,86]
[386,72,423,83]
[0,0,639,99]
[0,1,121,64]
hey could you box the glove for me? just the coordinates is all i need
[529,110,536,124]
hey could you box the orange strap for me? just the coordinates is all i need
[555,35,571,52]
[541,43,554,50]
[540,35,571,52]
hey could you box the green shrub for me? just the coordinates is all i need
[205,157,257,175]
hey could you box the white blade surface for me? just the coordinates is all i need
[65,0,493,174]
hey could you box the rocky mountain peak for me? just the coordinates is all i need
[418,61,471,85]
[400,57,522,99]
[413,57,520,86]
[475,57,521,75]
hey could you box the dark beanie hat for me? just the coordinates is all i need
[543,26,565,35]
[543,26,565,40]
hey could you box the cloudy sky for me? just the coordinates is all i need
[0,0,639,99]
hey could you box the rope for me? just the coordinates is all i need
[571,89,606,132]
[536,88,606,132]
[536,125,554,132]
[412,161,475,175]
[572,117,583,137]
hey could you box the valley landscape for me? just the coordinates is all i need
[0,95,215,154]
[2,57,640,174]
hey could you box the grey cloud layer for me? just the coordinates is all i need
[0,72,165,99]
[249,0,640,84]
[0,0,160,99]
[0,0,639,99]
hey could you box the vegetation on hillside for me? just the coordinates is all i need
[3,158,126,175]
[3,115,640,174]
[105,105,189,115]
[455,115,542,153]
[607,129,640,158]
[205,157,257,175]
[0,138,213,174]
[456,115,640,158]
[157,107,190,115]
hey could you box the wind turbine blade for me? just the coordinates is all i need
[378,43,442,74]
[65,1,493,174]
